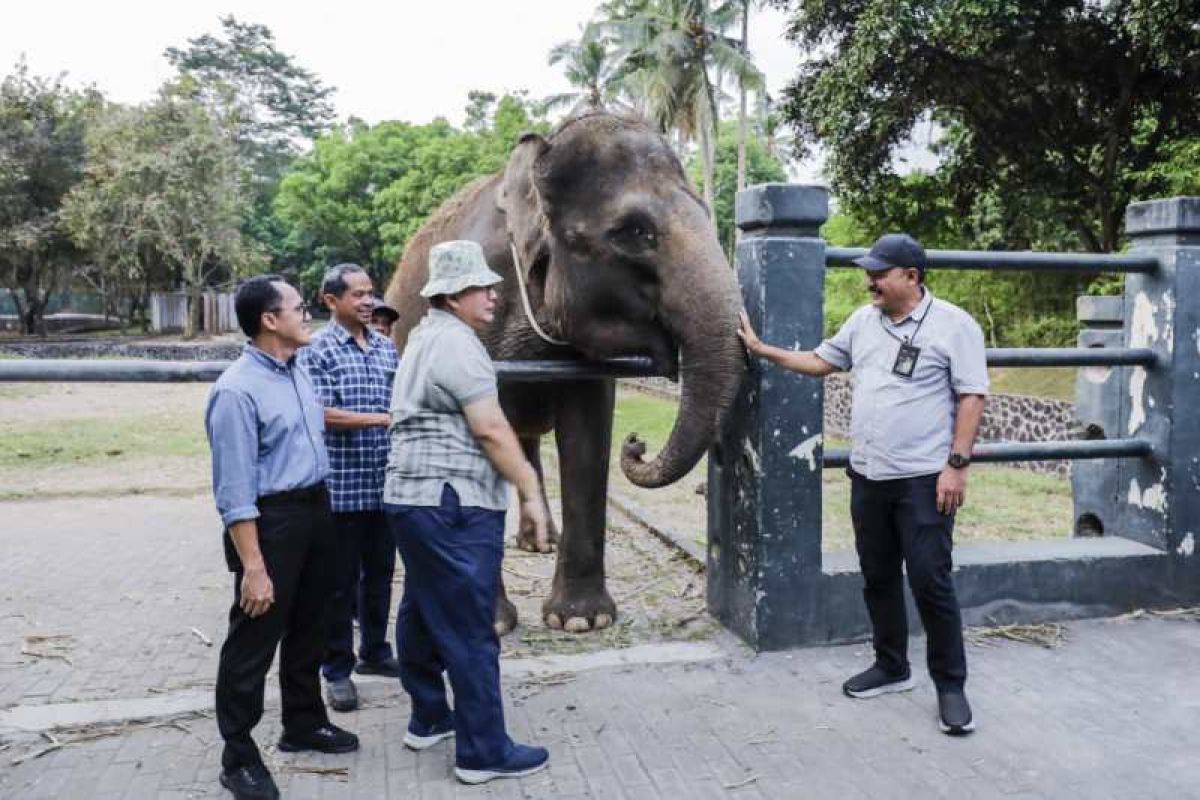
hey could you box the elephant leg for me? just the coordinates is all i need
[543,379,617,633]
[495,575,518,637]
[515,435,560,552]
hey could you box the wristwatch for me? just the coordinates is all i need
[947,452,971,469]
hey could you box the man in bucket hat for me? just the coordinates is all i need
[383,240,552,784]
[738,232,988,736]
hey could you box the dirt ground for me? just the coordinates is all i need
[0,382,711,658]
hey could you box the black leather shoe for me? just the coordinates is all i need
[219,764,280,800]
[278,723,360,754]
[938,689,976,735]
[354,656,401,678]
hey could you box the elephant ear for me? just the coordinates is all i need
[497,132,551,283]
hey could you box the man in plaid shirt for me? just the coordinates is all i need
[299,263,400,713]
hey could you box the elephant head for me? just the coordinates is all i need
[497,113,745,488]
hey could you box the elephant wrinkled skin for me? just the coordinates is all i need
[385,112,745,634]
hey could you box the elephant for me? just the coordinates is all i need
[384,111,745,634]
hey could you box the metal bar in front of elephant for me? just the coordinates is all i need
[822,438,1153,468]
[825,247,1159,274]
[0,357,665,383]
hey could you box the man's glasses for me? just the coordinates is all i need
[268,302,311,320]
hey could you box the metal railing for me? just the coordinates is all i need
[0,356,663,383]
[822,245,1160,467]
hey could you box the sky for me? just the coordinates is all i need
[3,4,802,126]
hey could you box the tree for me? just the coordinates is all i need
[63,85,260,338]
[274,94,546,294]
[600,0,763,219]
[776,0,1200,252]
[687,120,787,254]
[165,15,337,263]
[0,61,95,335]
[544,24,626,115]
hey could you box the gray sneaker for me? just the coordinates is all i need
[325,677,358,713]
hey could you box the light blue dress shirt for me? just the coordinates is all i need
[205,343,330,527]
[814,289,989,480]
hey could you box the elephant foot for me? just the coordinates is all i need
[542,585,616,633]
[495,592,518,637]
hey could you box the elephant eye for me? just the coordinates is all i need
[608,217,658,251]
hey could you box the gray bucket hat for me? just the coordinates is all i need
[419,240,503,298]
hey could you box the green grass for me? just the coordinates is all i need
[988,366,1076,401]
[613,389,1075,548]
[612,391,677,455]
[0,414,208,468]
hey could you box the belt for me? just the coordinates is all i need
[258,482,328,508]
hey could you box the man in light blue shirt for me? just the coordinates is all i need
[206,275,358,800]
[739,233,987,737]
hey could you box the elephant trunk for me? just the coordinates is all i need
[620,250,745,488]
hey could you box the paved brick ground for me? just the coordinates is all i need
[2,497,1198,799]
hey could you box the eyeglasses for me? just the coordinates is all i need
[268,302,311,320]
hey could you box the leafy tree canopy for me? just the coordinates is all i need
[63,83,261,337]
[776,0,1200,252]
[165,15,336,178]
[274,94,546,294]
[687,119,787,252]
[0,61,97,333]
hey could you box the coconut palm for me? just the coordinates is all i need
[543,24,626,117]
[598,0,763,221]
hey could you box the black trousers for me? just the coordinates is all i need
[849,469,967,691]
[322,509,396,681]
[215,486,336,770]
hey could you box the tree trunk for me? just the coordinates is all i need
[700,121,716,225]
[736,0,750,194]
[185,266,202,339]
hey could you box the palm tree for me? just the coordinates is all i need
[735,0,771,193]
[598,0,763,221]
[543,24,625,117]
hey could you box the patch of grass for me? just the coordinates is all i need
[612,388,1075,549]
[613,391,677,453]
[0,413,207,468]
[988,366,1076,401]
[0,383,50,400]
[820,465,1073,550]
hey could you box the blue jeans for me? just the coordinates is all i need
[385,484,513,770]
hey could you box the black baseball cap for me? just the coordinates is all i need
[854,233,927,279]
[370,300,399,322]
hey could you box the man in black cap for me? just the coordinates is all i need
[739,232,987,735]
[370,299,400,338]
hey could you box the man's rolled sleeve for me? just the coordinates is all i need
[434,330,498,407]
[949,315,990,396]
[205,388,261,526]
[813,308,862,371]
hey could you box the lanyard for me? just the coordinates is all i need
[878,300,932,346]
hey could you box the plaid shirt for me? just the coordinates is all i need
[383,310,508,510]
[298,321,399,512]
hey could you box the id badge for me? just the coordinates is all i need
[892,343,920,378]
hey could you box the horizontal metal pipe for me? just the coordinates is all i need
[986,348,1158,367]
[0,357,666,383]
[826,246,1158,274]
[822,438,1153,468]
